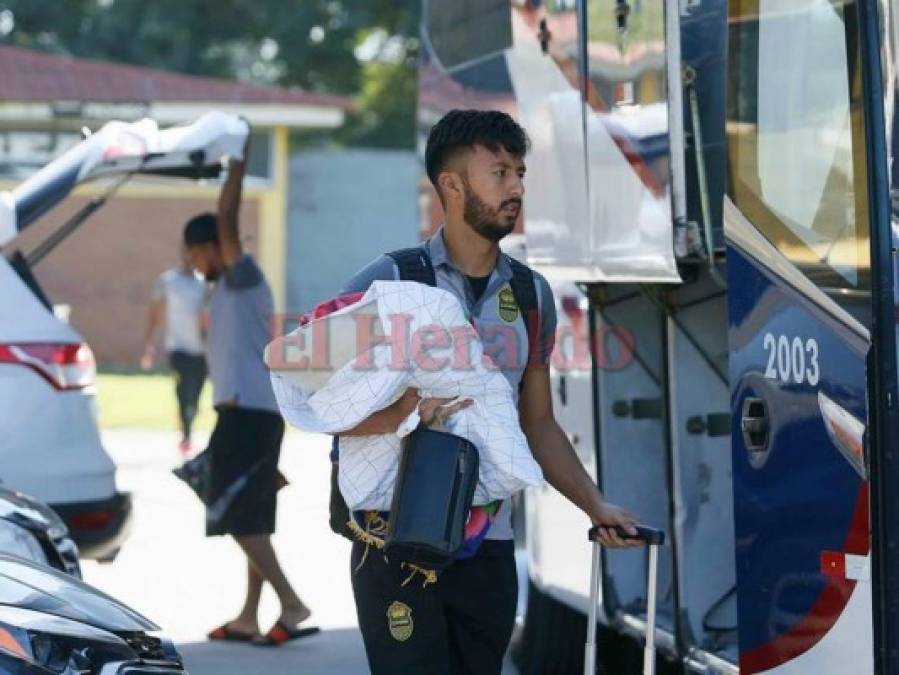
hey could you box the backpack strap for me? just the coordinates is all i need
[506,256,541,366]
[387,247,542,364]
[387,247,436,286]
[331,247,436,543]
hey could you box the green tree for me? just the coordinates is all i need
[0,0,420,149]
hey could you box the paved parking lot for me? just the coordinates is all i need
[83,428,518,675]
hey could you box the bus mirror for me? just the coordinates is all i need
[423,0,512,73]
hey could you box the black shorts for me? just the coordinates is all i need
[205,407,284,537]
[351,540,518,675]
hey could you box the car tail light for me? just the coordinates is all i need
[67,510,114,530]
[0,343,96,390]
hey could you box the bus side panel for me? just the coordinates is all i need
[665,271,737,661]
[726,243,872,675]
[594,286,677,634]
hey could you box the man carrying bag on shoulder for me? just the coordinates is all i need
[331,110,642,675]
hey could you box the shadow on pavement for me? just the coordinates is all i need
[178,626,369,675]
[179,627,519,675]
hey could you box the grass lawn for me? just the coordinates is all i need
[96,372,216,432]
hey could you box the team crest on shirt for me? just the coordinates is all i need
[498,287,519,322]
[387,601,413,641]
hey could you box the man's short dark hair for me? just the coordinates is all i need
[424,109,530,195]
[183,212,218,245]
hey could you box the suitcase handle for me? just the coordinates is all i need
[585,524,665,675]
[588,524,665,546]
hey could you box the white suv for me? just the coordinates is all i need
[0,112,248,559]
[0,253,128,560]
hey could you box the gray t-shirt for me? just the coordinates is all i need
[152,268,206,355]
[337,228,557,540]
[207,255,279,412]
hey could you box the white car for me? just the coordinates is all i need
[0,112,248,559]
[0,254,128,560]
[0,555,188,674]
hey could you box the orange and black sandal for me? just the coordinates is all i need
[252,620,321,647]
[207,623,258,642]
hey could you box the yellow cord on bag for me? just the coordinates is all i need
[349,512,388,572]
[348,512,439,586]
[347,514,387,549]
[400,562,438,588]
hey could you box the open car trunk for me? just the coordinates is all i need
[0,111,248,247]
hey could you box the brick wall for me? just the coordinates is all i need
[10,194,259,367]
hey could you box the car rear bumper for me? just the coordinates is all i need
[51,491,133,561]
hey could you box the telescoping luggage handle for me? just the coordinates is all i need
[584,525,665,675]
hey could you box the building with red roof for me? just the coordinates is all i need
[0,45,352,366]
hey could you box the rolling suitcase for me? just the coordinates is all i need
[584,525,666,675]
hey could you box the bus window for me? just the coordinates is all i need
[585,0,666,110]
[504,0,591,269]
[423,0,512,72]
[576,0,678,280]
[584,0,669,189]
[727,0,870,322]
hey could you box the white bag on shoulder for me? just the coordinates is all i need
[266,280,544,510]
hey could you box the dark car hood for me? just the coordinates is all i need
[0,486,67,537]
[0,554,157,632]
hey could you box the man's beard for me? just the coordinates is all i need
[462,179,520,243]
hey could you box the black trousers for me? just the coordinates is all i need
[168,350,206,439]
[351,540,518,675]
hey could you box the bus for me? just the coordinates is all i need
[418,1,899,673]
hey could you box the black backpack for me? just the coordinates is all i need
[328,246,540,539]
[385,246,539,361]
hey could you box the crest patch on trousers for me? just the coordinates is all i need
[387,601,413,641]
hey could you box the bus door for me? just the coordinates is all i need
[724,1,876,672]
[662,263,738,674]
[590,282,679,654]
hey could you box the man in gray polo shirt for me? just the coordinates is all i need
[182,137,316,647]
[335,109,640,675]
